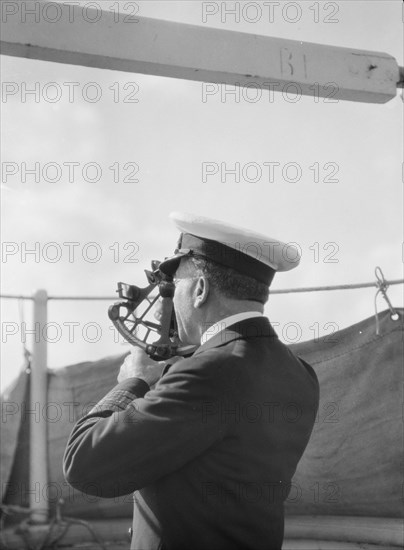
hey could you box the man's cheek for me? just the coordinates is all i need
[175,313,187,343]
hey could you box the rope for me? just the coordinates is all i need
[374,267,400,335]
[1,277,403,300]
[48,296,116,301]
[1,294,34,300]
[270,278,404,295]
[18,298,32,372]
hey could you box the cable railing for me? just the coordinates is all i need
[1,276,403,301]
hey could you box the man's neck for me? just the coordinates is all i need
[200,311,264,345]
[197,299,264,342]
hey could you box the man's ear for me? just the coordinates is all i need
[194,276,209,308]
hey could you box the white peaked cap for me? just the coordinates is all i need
[159,212,300,286]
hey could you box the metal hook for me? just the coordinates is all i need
[374,267,399,335]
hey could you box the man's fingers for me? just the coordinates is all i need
[118,346,165,385]
[154,299,163,321]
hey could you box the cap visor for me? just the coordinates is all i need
[159,253,186,276]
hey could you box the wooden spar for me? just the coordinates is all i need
[0,1,401,104]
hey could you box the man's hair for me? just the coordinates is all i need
[189,256,269,305]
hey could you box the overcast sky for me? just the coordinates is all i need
[1,0,403,391]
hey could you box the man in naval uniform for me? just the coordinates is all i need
[64,212,319,550]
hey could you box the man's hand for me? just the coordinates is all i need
[117,347,165,386]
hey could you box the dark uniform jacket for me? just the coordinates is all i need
[64,317,319,550]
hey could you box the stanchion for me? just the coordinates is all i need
[29,289,49,524]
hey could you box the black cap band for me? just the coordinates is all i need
[159,233,276,286]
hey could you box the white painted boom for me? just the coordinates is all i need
[0,1,402,103]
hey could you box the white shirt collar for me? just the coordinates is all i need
[200,311,263,345]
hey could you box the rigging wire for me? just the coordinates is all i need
[1,276,403,300]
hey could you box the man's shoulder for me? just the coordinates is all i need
[158,344,246,390]
[168,345,241,376]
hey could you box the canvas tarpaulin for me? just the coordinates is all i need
[1,309,402,520]
[1,369,30,502]
[287,308,403,518]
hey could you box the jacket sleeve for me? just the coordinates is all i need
[63,353,228,498]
